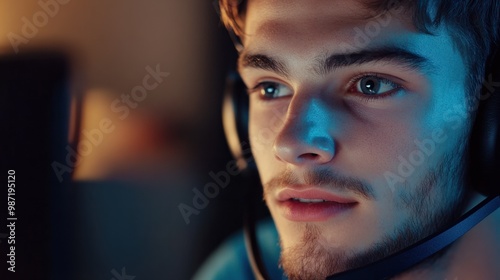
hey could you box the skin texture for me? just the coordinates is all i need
[236,0,500,279]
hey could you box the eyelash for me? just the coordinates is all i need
[246,84,262,95]
[246,82,277,96]
[346,73,404,101]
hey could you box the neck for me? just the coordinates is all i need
[395,192,500,280]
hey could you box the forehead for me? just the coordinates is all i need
[240,0,465,81]
[243,0,417,53]
[245,0,373,20]
[244,0,392,26]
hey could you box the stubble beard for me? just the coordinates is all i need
[278,149,468,280]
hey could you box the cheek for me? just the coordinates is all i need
[342,106,426,179]
[248,103,287,181]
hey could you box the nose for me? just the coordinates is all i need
[273,97,335,165]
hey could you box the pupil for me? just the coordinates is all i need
[361,77,380,95]
[263,83,278,97]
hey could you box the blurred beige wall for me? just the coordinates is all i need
[0,0,213,122]
[0,0,221,179]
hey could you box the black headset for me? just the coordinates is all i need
[221,27,500,280]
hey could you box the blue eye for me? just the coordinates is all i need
[353,75,401,96]
[249,81,293,99]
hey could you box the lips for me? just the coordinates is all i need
[276,188,357,222]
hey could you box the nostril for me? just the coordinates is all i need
[298,153,320,161]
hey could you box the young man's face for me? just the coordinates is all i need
[237,0,474,278]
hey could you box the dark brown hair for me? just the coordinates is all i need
[219,0,500,101]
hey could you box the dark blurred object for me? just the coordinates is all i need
[469,48,500,196]
[0,50,74,280]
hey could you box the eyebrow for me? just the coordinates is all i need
[238,46,434,77]
[239,53,289,77]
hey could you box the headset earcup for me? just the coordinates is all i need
[222,72,254,172]
[468,51,500,196]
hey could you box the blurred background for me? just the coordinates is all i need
[0,0,250,279]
